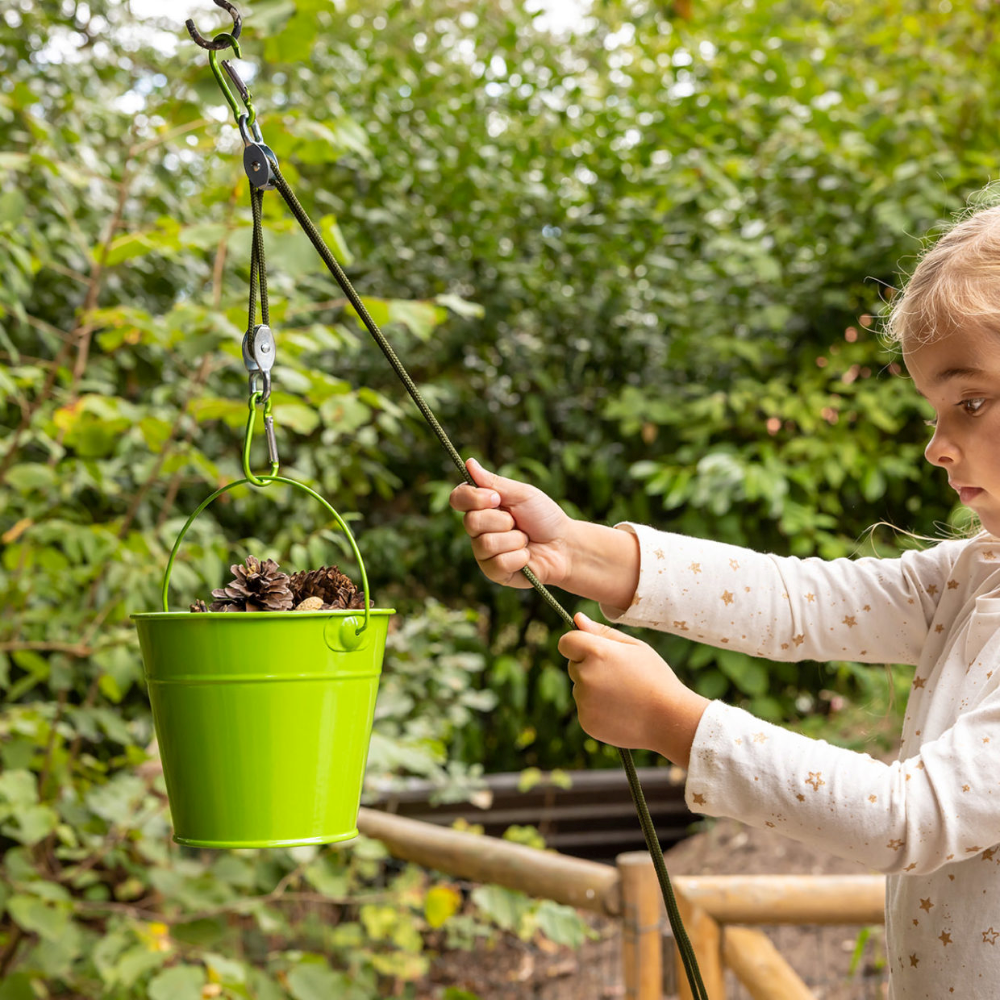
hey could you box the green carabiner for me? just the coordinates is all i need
[210,41,257,128]
[243,391,278,485]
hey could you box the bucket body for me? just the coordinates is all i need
[132,609,392,849]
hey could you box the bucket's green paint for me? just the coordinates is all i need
[133,608,392,848]
[132,475,394,849]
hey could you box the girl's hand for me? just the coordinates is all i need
[449,458,574,589]
[558,613,709,767]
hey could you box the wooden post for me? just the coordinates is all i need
[723,926,816,1000]
[674,889,726,1000]
[618,853,663,1000]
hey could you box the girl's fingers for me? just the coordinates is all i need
[462,508,516,538]
[472,529,529,559]
[449,482,502,513]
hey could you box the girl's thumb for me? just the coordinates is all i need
[574,612,635,644]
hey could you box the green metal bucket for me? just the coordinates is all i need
[132,477,394,849]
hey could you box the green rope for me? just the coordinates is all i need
[266,163,708,998]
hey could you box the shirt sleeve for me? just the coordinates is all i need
[600,523,966,667]
[685,689,1000,875]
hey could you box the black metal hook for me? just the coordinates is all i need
[185,0,242,50]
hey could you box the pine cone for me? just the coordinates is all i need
[209,555,294,612]
[190,599,208,613]
[288,565,365,610]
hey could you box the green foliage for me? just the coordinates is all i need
[2,0,999,991]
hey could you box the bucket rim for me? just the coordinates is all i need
[131,608,395,621]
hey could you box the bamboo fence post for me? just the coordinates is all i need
[675,886,726,1000]
[723,926,816,1000]
[617,852,663,1000]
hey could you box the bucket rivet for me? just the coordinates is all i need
[338,616,364,651]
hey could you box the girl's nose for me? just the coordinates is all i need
[925,425,959,467]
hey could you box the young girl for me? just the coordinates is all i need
[450,206,1000,998]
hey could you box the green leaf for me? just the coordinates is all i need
[470,885,533,933]
[86,774,147,826]
[148,964,206,1000]
[717,651,770,698]
[535,899,594,948]
[0,973,35,1000]
[286,960,346,1000]
[8,894,69,941]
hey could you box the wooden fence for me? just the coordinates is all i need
[357,807,885,1000]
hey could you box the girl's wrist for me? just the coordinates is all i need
[561,519,640,608]
[652,690,710,769]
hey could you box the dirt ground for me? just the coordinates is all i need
[423,817,888,1000]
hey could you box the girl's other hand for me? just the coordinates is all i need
[449,457,573,589]
[558,613,709,767]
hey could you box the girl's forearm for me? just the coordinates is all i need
[562,520,641,610]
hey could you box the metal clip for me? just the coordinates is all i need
[264,412,279,467]
[239,114,277,190]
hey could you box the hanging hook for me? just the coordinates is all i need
[185,0,242,50]
[186,1,256,127]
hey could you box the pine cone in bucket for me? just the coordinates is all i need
[289,565,365,610]
[208,555,295,612]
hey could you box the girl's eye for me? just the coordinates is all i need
[961,397,987,415]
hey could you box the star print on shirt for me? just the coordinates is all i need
[792,634,805,646]
[729,559,740,570]
[909,954,919,967]
[913,676,927,689]
[939,931,952,947]
[689,562,701,574]
[721,590,734,605]
[805,772,825,791]
[805,593,816,602]
[983,928,1000,945]
[947,579,960,589]
[843,615,857,627]
[926,584,939,596]
[692,793,706,805]
[920,898,934,912]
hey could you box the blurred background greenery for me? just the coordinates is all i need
[1,0,996,995]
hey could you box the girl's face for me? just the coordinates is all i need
[905,325,1000,535]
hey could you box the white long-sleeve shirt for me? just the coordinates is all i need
[602,524,1000,998]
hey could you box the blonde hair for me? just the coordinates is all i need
[885,202,1000,348]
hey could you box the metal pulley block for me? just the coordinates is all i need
[243,323,275,373]
[243,323,276,404]
[239,115,277,190]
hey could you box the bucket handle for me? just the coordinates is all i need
[161,475,371,636]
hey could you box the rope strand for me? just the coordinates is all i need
[269,163,709,999]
